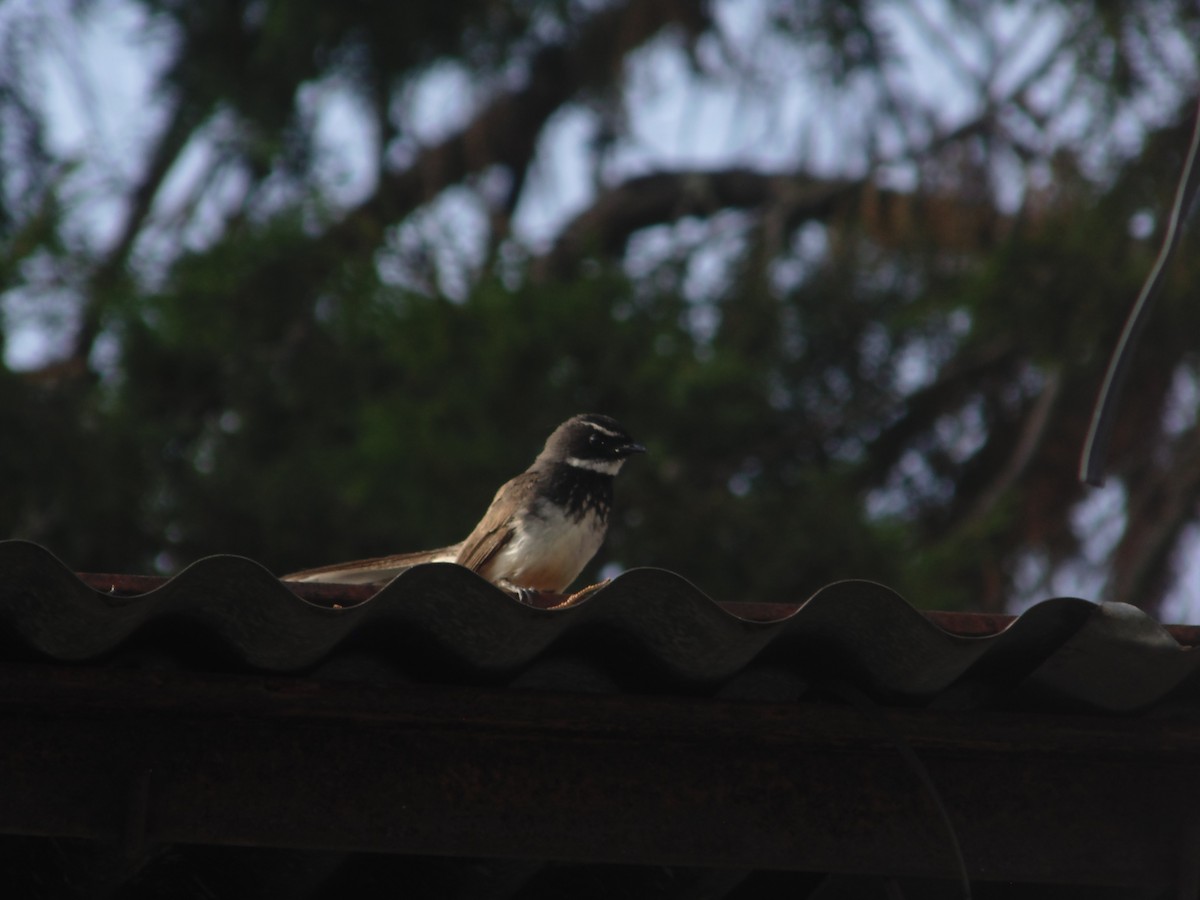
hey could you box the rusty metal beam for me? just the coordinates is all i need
[69,571,1200,645]
[0,662,1196,887]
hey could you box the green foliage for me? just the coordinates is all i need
[3,0,1200,613]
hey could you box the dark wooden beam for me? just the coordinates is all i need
[0,663,1196,887]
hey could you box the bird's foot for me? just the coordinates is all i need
[497,580,557,607]
[497,579,612,608]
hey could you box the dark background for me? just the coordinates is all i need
[2,0,1199,614]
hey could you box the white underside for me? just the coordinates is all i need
[483,500,605,593]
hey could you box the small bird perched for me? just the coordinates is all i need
[284,414,645,596]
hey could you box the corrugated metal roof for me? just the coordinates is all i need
[2,539,1197,713]
[3,537,1200,900]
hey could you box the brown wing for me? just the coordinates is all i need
[454,472,532,575]
[283,543,464,584]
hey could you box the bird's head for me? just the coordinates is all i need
[540,414,646,475]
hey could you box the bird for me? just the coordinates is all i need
[283,414,645,596]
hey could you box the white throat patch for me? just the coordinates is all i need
[566,456,623,475]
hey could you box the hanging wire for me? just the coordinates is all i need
[829,682,972,900]
[1080,94,1200,486]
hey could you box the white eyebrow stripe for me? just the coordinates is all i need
[583,420,623,438]
[566,456,623,475]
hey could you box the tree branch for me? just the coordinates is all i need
[535,169,855,279]
[959,369,1063,529]
[73,96,206,368]
[862,339,1020,487]
[324,0,711,258]
[1108,421,1200,612]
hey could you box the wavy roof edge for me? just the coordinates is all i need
[1,539,1197,711]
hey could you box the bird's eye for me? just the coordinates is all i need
[589,433,600,445]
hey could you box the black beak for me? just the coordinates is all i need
[619,442,647,457]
